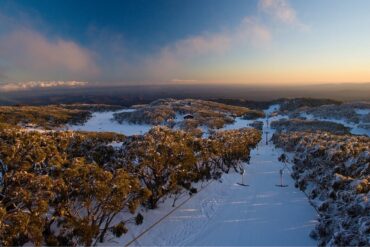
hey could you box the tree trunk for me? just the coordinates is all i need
[97,213,116,244]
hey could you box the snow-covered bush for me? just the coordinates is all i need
[249,120,263,130]
[271,118,350,135]
[273,131,370,246]
[121,126,261,209]
[0,105,91,129]
[113,98,263,130]
[0,123,261,246]
[278,98,341,112]
[0,127,143,246]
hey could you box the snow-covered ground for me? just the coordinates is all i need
[67,109,262,137]
[108,105,318,246]
[221,117,255,131]
[301,112,370,136]
[355,108,370,115]
[265,104,281,116]
[68,109,152,136]
[11,103,368,245]
[68,104,284,137]
[71,103,368,246]
[221,104,280,131]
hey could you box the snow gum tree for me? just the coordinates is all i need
[0,127,145,246]
[57,158,150,246]
[210,128,261,173]
[0,115,261,245]
[123,126,261,209]
[123,126,198,209]
[273,131,370,246]
[0,171,55,246]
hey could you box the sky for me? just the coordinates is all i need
[1,0,370,90]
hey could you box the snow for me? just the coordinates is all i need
[67,105,282,137]
[265,104,280,116]
[109,141,123,149]
[20,127,49,133]
[67,104,351,245]
[107,104,318,246]
[68,109,263,137]
[301,113,370,136]
[129,145,317,245]
[8,102,368,245]
[221,117,255,131]
[220,105,281,131]
[67,109,152,136]
[355,108,370,115]
[173,113,187,124]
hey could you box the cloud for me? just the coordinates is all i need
[171,79,198,83]
[237,17,272,46]
[166,17,270,56]
[0,0,306,85]
[145,17,271,81]
[0,80,88,92]
[0,29,99,81]
[259,0,307,30]
[259,0,296,24]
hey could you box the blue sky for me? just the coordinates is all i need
[1,0,255,48]
[1,0,370,89]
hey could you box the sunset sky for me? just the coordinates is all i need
[1,0,370,87]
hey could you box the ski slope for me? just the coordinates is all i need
[73,104,366,246]
[120,106,318,246]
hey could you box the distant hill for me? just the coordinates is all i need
[0,82,368,106]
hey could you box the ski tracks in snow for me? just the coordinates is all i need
[132,183,227,246]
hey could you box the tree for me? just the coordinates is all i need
[0,117,262,245]
[0,172,54,246]
[57,158,150,245]
[278,153,288,164]
[210,128,260,173]
[123,126,198,209]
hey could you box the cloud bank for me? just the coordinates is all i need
[0,29,99,81]
[0,81,89,92]
[171,79,199,83]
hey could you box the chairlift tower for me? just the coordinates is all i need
[276,154,289,187]
[276,168,288,187]
[237,167,248,186]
